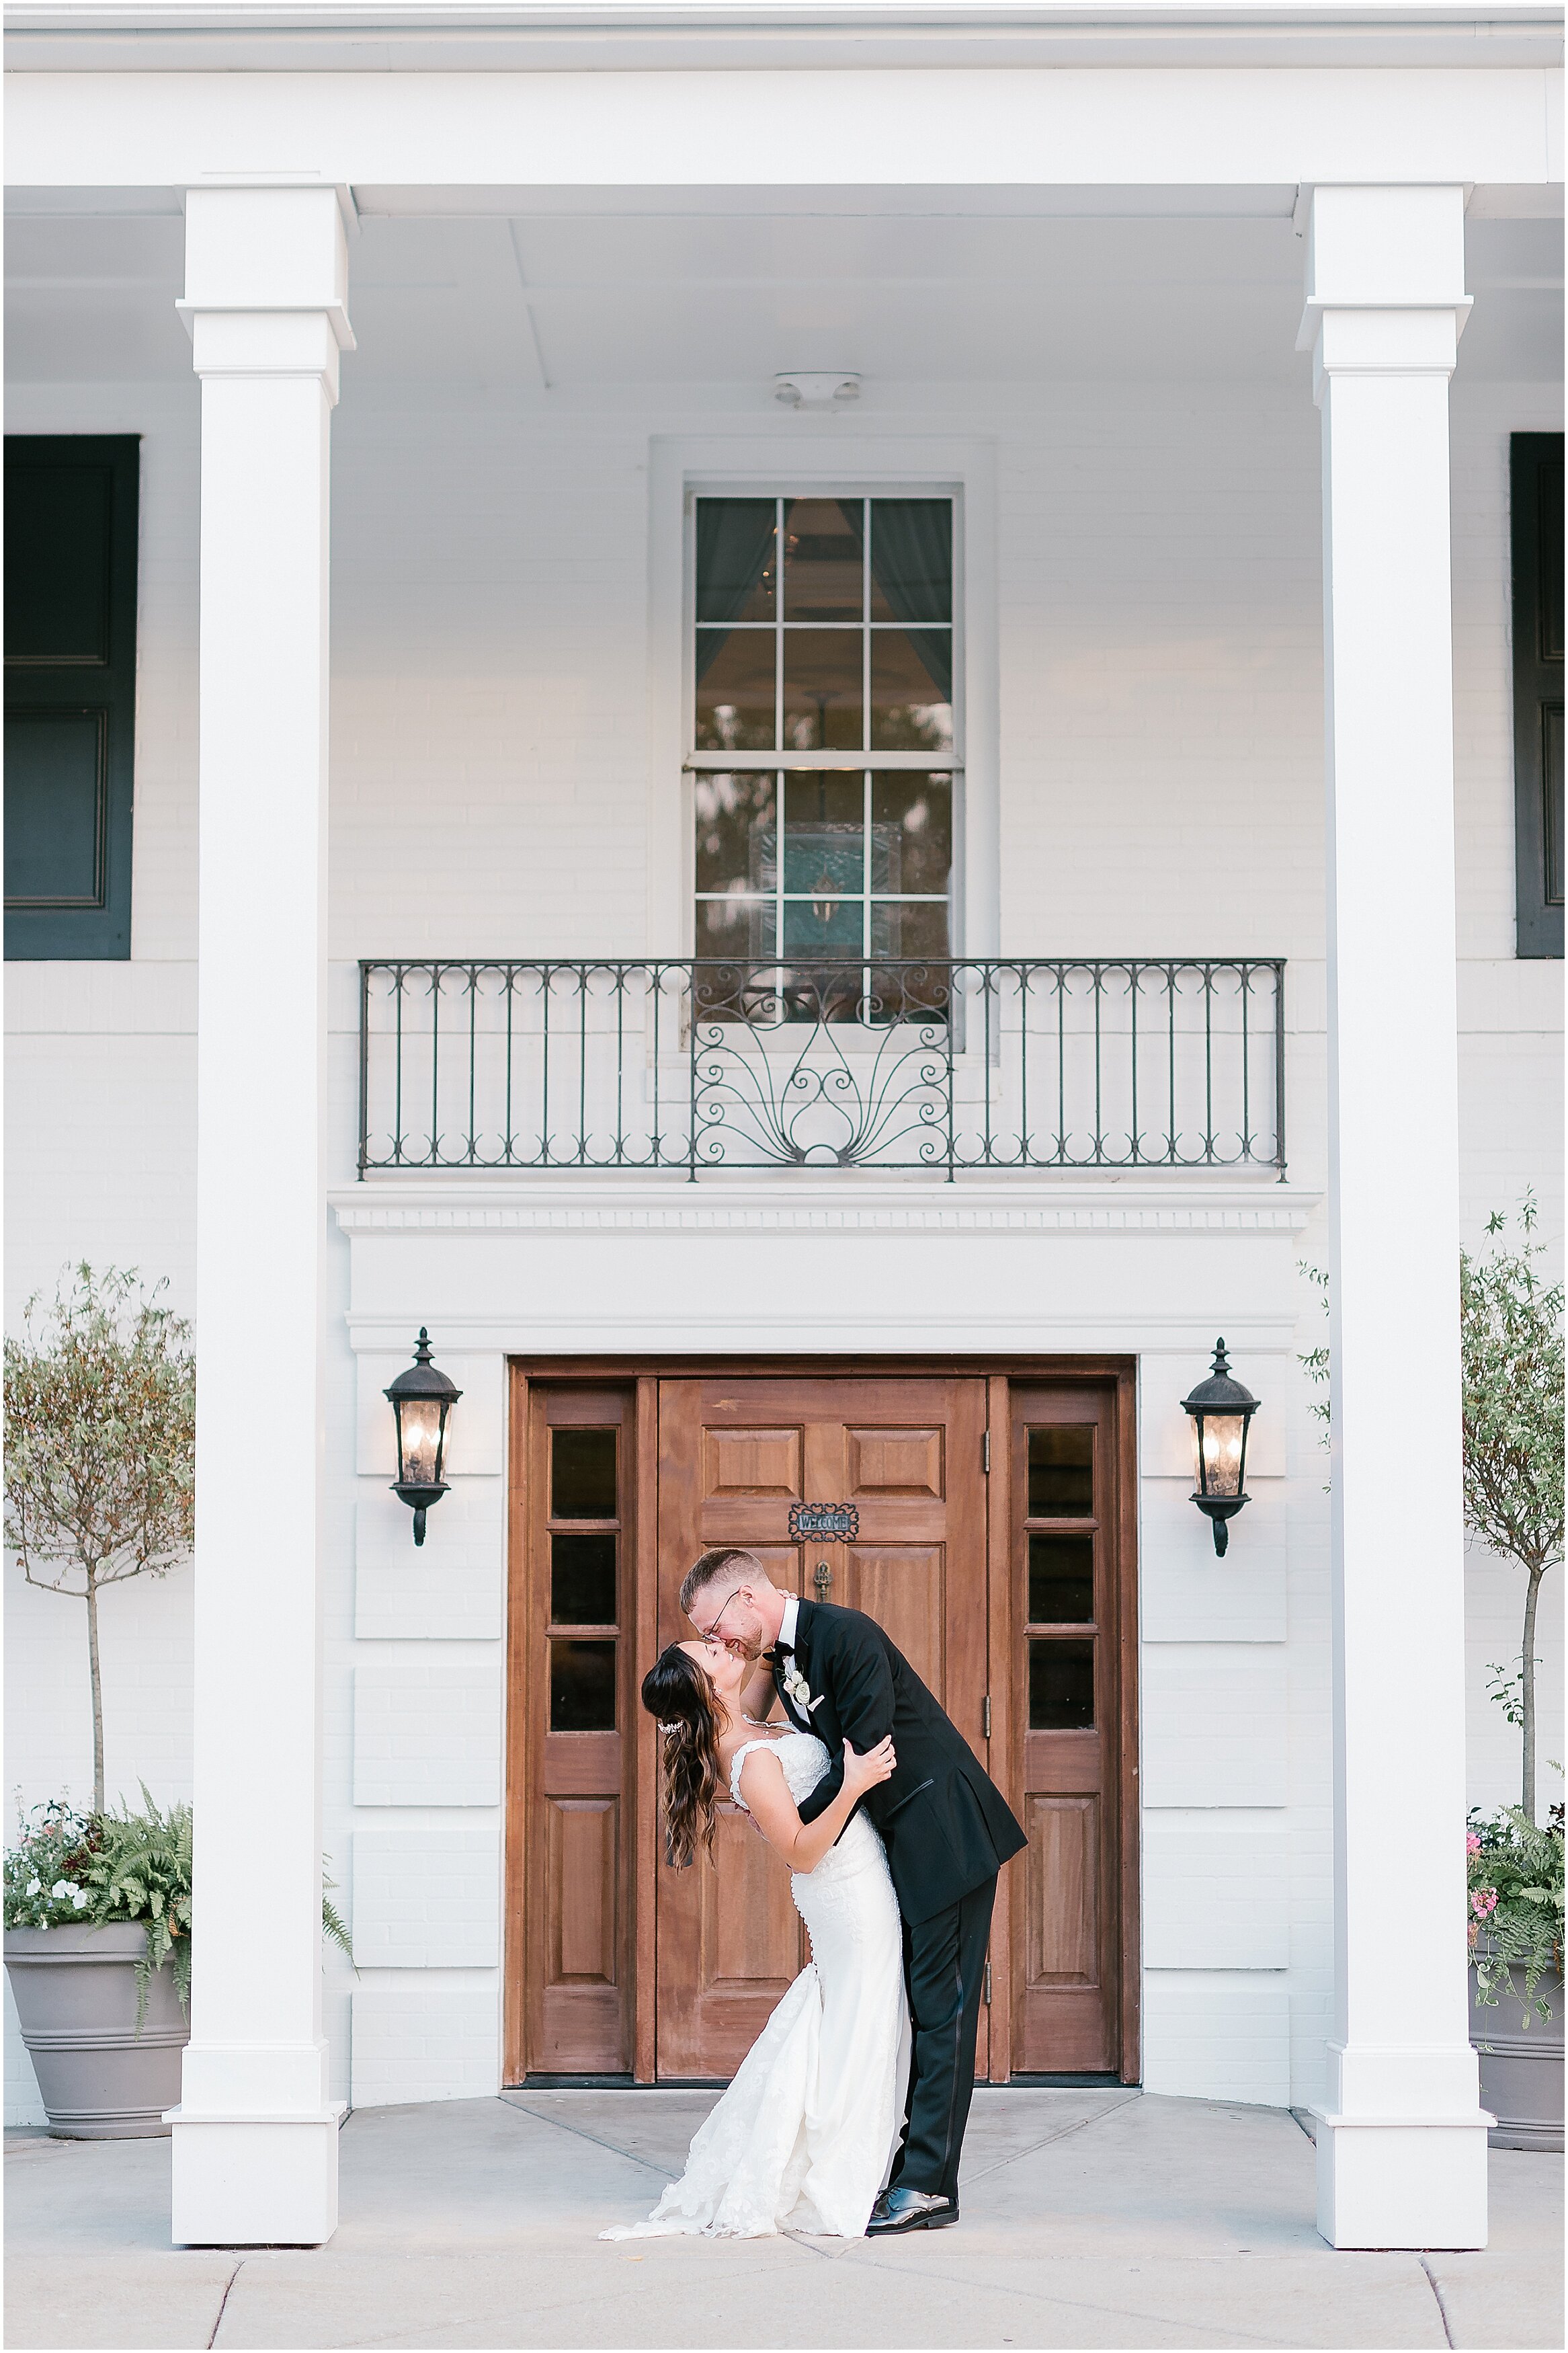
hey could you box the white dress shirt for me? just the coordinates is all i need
[777,1591,801,1651]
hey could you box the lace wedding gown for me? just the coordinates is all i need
[602,1730,909,2240]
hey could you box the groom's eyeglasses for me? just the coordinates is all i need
[697,1587,749,1648]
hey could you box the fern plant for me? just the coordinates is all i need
[1468,1801,1565,2028]
[82,1789,193,2027]
[6,1791,354,2035]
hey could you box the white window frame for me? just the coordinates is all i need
[687,487,962,969]
[645,436,999,968]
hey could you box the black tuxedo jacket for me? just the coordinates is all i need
[772,1597,1026,1927]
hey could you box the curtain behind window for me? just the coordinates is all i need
[838,498,952,703]
[694,500,777,683]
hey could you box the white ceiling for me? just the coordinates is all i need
[5,200,1561,389]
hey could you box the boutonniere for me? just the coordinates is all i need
[781,1659,824,1716]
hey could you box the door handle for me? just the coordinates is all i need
[814,1559,832,1601]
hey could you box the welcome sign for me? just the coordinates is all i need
[788,1503,859,1540]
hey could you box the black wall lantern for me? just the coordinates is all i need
[386,1328,462,1545]
[1182,1338,1260,1557]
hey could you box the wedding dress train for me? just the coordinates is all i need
[601,1730,909,2240]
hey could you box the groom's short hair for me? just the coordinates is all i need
[680,1546,766,1618]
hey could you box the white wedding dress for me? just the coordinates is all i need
[602,1730,909,2240]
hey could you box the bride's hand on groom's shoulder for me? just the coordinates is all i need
[843,1734,897,1798]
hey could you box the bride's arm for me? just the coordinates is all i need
[737,1739,896,1876]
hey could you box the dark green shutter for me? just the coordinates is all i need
[5,435,140,959]
[1511,432,1564,960]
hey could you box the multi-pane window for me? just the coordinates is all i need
[1512,434,1564,959]
[1026,1428,1098,1732]
[5,436,140,961]
[691,495,956,969]
[547,1426,619,1731]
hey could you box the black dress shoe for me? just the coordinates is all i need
[866,2187,958,2234]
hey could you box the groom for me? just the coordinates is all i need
[682,1546,1027,2234]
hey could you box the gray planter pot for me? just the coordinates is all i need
[4,1922,189,2139]
[1470,1957,1565,2153]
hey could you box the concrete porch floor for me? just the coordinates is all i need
[5,2087,1562,2351]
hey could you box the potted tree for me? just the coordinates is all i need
[1460,1199,1564,2151]
[3,1266,196,2136]
[3,1265,356,2137]
[4,1794,193,2138]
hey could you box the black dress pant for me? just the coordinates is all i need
[888,1875,996,2204]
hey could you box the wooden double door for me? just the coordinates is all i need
[506,1366,1138,2087]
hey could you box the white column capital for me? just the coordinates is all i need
[178,184,354,401]
[1297,183,1471,388]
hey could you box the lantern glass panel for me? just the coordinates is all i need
[1197,1411,1247,1498]
[397,1397,446,1488]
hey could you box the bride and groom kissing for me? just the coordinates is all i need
[603,1546,1028,2243]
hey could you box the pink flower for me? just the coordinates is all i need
[1466,1832,1482,1856]
[1471,1886,1498,1920]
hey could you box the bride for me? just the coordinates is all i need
[602,1633,908,2241]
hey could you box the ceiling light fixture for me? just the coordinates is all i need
[774,372,860,411]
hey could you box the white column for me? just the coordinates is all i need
[167,185,352,2248]
[1303,185,1489,2251]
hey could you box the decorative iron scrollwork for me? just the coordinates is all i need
[790,1503,859,1540]
[358,955,1288,1181]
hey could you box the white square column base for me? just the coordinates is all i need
[169,2107,345,2246]
[1312,2114,1491,2249]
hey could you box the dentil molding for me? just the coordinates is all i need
[329,1179,1317,1238]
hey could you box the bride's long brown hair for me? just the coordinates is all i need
[642,1644,727,1868]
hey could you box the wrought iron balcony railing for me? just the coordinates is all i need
[358,957,1286,1179]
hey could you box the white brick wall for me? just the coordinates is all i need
[5,345,1559,2121]
[350,1987,501,2109]
[354,1486,504,1642]
[1143,1823,1290,1969]
[350,1830,500,1968]
[1141,1649,1290,1809]
[1143,1976,1292,2108]
[352,1652,502,1807]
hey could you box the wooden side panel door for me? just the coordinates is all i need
[1009,1384,1125,2075]
[655,1375,990,2081]
[820,1383,991,2075]
[521,1387,634,2074]
[655,1378,807,2081]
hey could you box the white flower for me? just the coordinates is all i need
[71,1888,90,1909]
[25,1878,40,1897]
[782,1662,824,1715]
[49,1881,71,1900]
